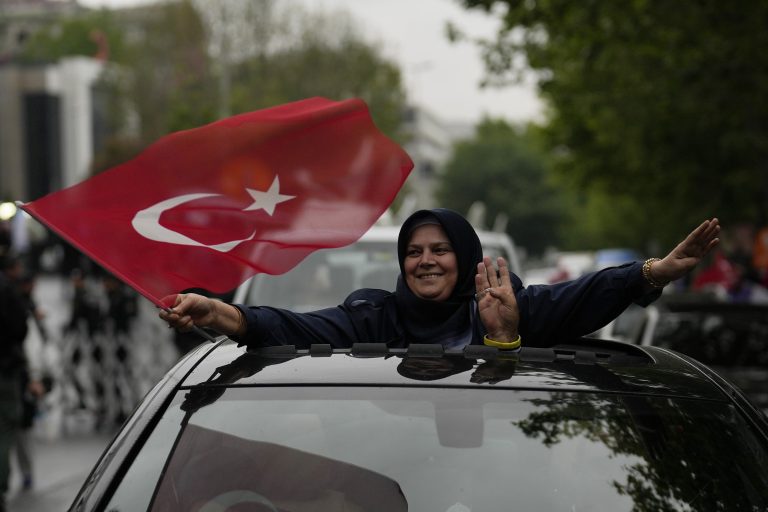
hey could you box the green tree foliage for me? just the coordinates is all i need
[516,391,768,511]
[119,0,217,140]
[460,0,768,248]
[18,10,127,63]
[18,1,215,144]
[228,9,406,140]
[436,119,565,255]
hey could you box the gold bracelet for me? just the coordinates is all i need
[483,334,522,350]
[642,258,667,288]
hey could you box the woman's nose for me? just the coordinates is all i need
[419,250,435,265]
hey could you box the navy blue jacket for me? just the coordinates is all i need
[236,261,658,348]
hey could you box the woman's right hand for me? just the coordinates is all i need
[475,256,520,342]
[159,293,215,332]
[159,293,245,336]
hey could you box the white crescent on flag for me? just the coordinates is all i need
[131,177,295,253]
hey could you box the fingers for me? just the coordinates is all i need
[693,218,720,244]
[704,218,721,244]
[158,293,198,331]
[676,218,721,258]
[696,218,721,254]
[704,237,720,253]
[496,257,512,289]
[174,315,196,332]
[476,257,500,295]
[476,257,515,302]
[484,256,500,287]
[475,263,491,300]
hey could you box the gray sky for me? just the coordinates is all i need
[80,0,543,125]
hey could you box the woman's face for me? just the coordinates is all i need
[404,224,458,301]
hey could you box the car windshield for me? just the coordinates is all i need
[107,387,768,511]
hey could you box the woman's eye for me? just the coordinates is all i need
[407,249,421,257]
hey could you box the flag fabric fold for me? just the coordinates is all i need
[20,97,413,305]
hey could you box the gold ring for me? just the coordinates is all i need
[475,288,493,300]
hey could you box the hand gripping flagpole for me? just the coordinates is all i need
[160,306,220,344]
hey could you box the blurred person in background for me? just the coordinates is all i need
[692,228,768,303]
[725,254,768,304]
[102,275,139,426]
[753,226,768,287]
[0,253,30,509]
[13,272,48,491]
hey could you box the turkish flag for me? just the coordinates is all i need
[20,98,413,305]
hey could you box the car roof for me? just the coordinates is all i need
[177,337,727,402]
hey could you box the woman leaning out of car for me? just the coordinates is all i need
[160,209,720,350]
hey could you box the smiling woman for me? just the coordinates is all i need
[161,208,721,349]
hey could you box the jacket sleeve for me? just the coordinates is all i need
[234,289,401,348]
[516,262,660,346]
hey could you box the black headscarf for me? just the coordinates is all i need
[395,209,483,344]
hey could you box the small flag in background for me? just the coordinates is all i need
[20,98,413,305]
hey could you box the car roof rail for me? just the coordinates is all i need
[249,338,654,365]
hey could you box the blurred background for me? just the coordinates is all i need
[1,0,768,509]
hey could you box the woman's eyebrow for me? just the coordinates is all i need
[407,240,452,249]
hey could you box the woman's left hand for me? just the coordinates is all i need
[476,256,520,341]
[650,218,721,285]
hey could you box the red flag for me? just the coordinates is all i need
[20,98,413,305]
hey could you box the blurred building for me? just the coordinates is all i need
[0,57,105,201]
[401,105,472,209]
[2,1,474,212]
[0,0,105,202]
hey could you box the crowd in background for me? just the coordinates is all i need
[686,223,768,304]
[0,214,180,502]
[536,222,768,304]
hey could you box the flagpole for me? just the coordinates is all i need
[191,325,220,344]
[162,307,220,344]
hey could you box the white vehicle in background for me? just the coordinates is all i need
[233,217,521,312]
[522,250,595,285]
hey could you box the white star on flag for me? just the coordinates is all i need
[243,176,295,216]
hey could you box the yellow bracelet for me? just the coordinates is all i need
[483,334,522,350]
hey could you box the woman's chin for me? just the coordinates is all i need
[414,289,448,301]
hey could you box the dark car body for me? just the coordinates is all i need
[594,295,768,412]
[71,337,768,511]
[643,298,768,410]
